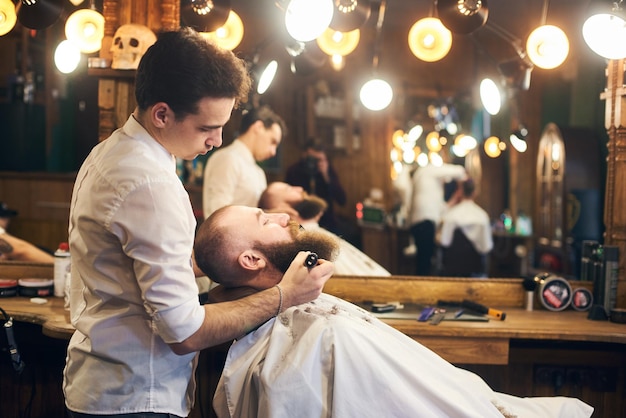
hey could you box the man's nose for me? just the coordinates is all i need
[271,213,291,225]
[209,131,223,148]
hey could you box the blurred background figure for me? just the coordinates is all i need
[259,182,390,276]
[408,163,467,275]
[285,138,353,242]
[0,201,54,263]
[203,105,286,218]
[438,178,493,277]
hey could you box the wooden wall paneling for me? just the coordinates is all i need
[30,178,73,220]
[601,58,626,309]
[0,174,74,251]
[160,0,180,31]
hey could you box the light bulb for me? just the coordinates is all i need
[359,78,393,111]
[583,13,626,60]
[526,25,569,69]
[285,0,334,42]
[480,78,501,115]
[55,40,81,74]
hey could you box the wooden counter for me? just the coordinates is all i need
[1,277,623,365]
[1,296,73,340]
[2,273,626,417]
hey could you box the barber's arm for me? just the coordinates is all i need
[169,252,334,355]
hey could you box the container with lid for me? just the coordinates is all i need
[571,288,593,311]
[539,275,573,311]
[18,278,54,297]
[0,279,18,297]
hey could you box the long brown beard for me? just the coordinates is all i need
[255,228,340,274]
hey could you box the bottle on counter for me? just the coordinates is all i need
[54,242,71,298]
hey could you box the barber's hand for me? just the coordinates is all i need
[279,251,334,308]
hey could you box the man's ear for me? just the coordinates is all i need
[151,102,170,127]
[251,119,266,134]
[238,250,267,271]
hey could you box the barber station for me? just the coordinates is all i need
[2,0,626,417]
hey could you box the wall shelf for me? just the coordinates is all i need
[87,68,136,79]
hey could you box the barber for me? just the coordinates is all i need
[63,28,333,418]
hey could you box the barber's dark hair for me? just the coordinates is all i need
[135,27,251,119]
[239,105,287,137]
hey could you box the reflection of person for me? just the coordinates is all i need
[194,205,593,418]
[259,181,391,276]
[0,202,54,263]
[202,105,286,218]
[408,163,467,275]
[63,28,333,418]
[285,139,347,236]
[439,178,493,277]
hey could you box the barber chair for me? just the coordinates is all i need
[440,228,488,277]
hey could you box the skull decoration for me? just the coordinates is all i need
[110,24,157,70]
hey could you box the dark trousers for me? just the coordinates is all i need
[410,220,436,276]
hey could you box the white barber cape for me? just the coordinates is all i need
[213,294,593,418]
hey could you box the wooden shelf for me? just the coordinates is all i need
[87,68,136,78]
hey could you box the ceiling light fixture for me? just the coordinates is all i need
[55,39,82,74]
[437,0,489,34]
[484,136,503,158]
[257,60,278,94]
[483,21,534,90]
[65,1,105,54]
[526,25,569,69]
[200,10,244,50]
[0,0,17,36]
[17,0,65,30]
[408,16,452,62]
[526,0,569,69]
[479,78,501,115]
[284,0,334,42]
[583,0,626,60]
[359,0,393,111]
[317,27,360,57]
[510,125,529,153]
[181,0,231,33]
[329,0,371,32]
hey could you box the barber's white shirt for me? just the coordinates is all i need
[440,199,493,254]
[64,115,205,417]
[301,221,390,276]
[214,294,593,418]
[202,139,267,218]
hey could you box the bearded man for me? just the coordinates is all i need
[193,205,593,418]
[258,181,390,276]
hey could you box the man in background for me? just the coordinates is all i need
[259,181,390,276]
[285,138,347,237]
[203,105,286,218]
[408,163,467,275]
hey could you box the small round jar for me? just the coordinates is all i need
[0,279,18,297]
[571,288,593,311]
[539,275,573,311]
[18,278,54,297]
